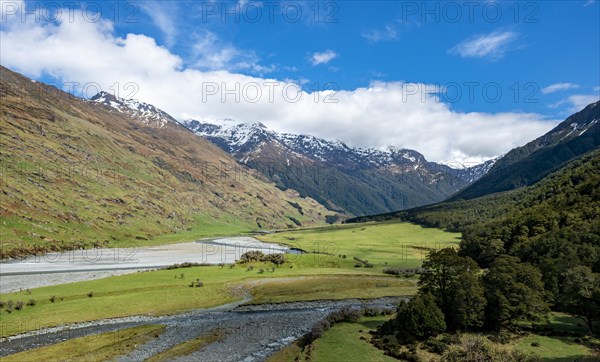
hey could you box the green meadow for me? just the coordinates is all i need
[259,221,462,269]
[0,222,459,337]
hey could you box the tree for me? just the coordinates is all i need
[392,292,446,342]
[419,248,486,331]
[560,266,600,334]
[483,256,549,330]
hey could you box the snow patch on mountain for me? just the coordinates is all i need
[89,92,180,128]
[182,119,495,182]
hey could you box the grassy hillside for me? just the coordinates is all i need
[0,67,334,258]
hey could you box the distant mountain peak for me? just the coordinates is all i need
[181,119,495,215]
[89,92,180,128]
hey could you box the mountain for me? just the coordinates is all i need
[182,119,495,216]
[89,91,180,128]
[0,66,333,259]
[450,100,600,200]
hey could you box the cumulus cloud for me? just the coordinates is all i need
[0,8,558,163]
[450,31,519,60]
[310,50,338,65]
[541,83,580,94]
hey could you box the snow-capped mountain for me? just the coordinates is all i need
[89,92,180,128]
[182,119,495,215]
[182,119,492,177]
[452,100,600,200]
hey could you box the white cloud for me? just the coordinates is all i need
[362,25,398,43]
[550,95,599,113]
[0,10,558,163]
[450,31,519,60]
[541,82,580,94]
[593,86,600,92]
[190,31,275,75]
[139,1,178,47]
[584,0,595,6]
[310,50,338,66]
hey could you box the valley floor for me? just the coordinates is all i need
[1,222,597,361]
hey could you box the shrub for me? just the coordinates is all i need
[240,251,287,266]
[258,268,264,274]
[353,256,374,268]
[88,291,94,298]
[247,265,254,271]
[196,280,204,288]
[49,296,56,303]
[423,337,449,354]
[531,341,540,347]
[487,332,512,344]
[15,301,24,310]
[239,251,264,263]
[165,262,211,270]
[27,299,36,306]
[383,267,424,276]
[441,336,535,362]
[363,307,383,317]
[0,301,5,308]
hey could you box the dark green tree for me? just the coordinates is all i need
[419,248,486,331]
[560,266,600,334]
[483,256,549,330]
[392,292,446,342]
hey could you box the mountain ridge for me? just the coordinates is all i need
[451,100,600,200]
[182,119,496,216]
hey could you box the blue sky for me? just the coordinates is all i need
[124,0,600,117]
[1,0,599,163]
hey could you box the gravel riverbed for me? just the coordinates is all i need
[0,297,404,361]
[0,237,293,293]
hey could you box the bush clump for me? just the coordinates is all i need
[165,262,211,270]
[239,251,286,266]
[383,267,424,277]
